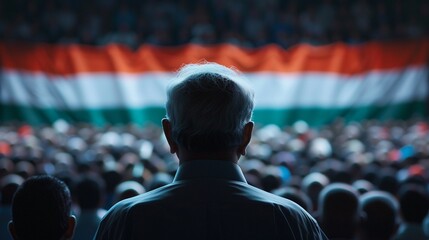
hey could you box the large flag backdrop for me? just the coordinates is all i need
[1,39,428,126]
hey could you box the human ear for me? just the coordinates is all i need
[162,118,178,154]
[8,221,18,240]
[238,122,254,156]
[63,215,76,239]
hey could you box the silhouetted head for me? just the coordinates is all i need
[147,172,173,191]
[74,174,106,210]
[163,62,254,162]
[317,183,360,239]
[272,186,312,212]
[15,161,35,179]
[302,172,329,212]
[261,171,282,193]
[114,180,146,203]
[397,184,429,224]
[352,179,375,195]
[359,191,399,240]
[376,168,399,195]
[9,175,75,240]
[0,157,14,179]
[0,174,24,206]
[102,169,123,194]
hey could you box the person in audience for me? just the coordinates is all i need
[94,62,328,239]
[101,170,123,209]
[73,174,107,240]
[8,175,76,240]
[316,183,360,239]
[2,1,428,47]
[0,174,24,240]
[376,168,399,196]
[113,180,145,203]
[352,179,374,195]
[302,172,329,213]
[358,191,399,240]
[146,172,173,191]
[393,184,429,240]
[272,186,313,212]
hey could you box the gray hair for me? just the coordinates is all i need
[165,62,254,151]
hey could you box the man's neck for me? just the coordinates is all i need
[177,146,240,164]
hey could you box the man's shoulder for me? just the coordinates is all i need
[113,181,315,220]
[107,180,308,219]
[111,183,176,210]
[232,181,306,208]
[94,183,176,238]
[96,181,328,240]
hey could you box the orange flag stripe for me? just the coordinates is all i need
[0,39,428,76]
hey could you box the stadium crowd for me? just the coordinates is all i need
[0,0,428,48]
[0,119,428,239]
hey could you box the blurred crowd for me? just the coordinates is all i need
[0,0,428,49]
[0,118,429,239]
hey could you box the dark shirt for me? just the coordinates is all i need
[94,160,328,240]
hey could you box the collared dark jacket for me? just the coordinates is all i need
[94,160,328,240]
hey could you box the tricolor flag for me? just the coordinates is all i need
[1,39,428,126]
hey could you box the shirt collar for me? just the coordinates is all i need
[173,160,247,183]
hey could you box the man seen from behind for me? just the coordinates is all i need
[94,62,328,240]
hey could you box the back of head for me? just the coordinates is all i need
[302,172,329,212]
[166,62,254,152]
[74,174,105,210]
[11,175,72,240]
[272,186,312,212]
[397,184,429,224]
[317,183,360,239]
[352,179,374,195]
[359,191,399,240]
[376,168,399,195]
[114,180,146,203]
[0,174,24,205]
[147,172,173,191]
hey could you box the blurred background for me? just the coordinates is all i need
[0,0,427,47]
[1,1,429,239]
[1,0,428,126]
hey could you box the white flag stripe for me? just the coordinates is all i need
[1,66,427,109]
[250,67,427,108]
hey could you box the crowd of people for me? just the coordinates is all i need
[0,117,428,239]
[1,0,428,48]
